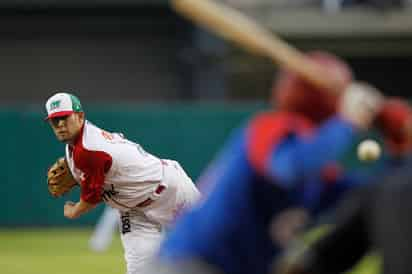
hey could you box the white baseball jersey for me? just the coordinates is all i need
[65,120,179,212]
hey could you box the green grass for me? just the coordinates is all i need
[0,228,380,274]
[0,228,125,274]
[348,253,381,274]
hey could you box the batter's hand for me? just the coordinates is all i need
[339,82,384,130]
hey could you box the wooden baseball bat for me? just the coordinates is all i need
[171,0,344,93]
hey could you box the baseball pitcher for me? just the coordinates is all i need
[45,92,200,274]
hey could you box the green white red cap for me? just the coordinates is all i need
[45,92,83,120]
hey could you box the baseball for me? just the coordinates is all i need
[357,139,381,162]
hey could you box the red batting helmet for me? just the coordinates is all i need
[272,51,353,124]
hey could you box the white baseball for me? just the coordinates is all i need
[357,139,381,162]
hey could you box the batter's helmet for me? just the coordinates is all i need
[272,51,353,124]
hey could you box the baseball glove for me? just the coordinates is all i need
[47,157,78,197]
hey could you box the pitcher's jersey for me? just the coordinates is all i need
[65,120,164,210]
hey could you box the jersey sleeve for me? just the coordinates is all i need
[271,116,356,188]
[75,150,113,204]
[246,111,311,174]
[247,112,357,189]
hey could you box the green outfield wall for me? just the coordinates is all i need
[0,103,264,226]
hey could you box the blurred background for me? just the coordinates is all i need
[0,0,411,273]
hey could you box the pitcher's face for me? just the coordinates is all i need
[49,112,84,143]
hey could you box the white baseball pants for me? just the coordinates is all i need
[120,160,200,274]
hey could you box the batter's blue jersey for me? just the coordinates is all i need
[159,111,394,274]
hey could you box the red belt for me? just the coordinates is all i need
[136,184,166,208]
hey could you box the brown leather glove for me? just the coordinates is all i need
[47,157,78,197]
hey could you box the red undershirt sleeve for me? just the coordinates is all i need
[78,150,113,204]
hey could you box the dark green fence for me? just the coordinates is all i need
[0,103,265,226]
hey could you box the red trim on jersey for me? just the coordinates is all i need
[71,125,113,204]
[246,111,313,175]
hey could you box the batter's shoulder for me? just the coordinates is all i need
[247,110,312,133]
[246,111,314,173]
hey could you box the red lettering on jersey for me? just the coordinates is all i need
[101,130,114,141]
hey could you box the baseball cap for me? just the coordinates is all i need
[45,92,83,120]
